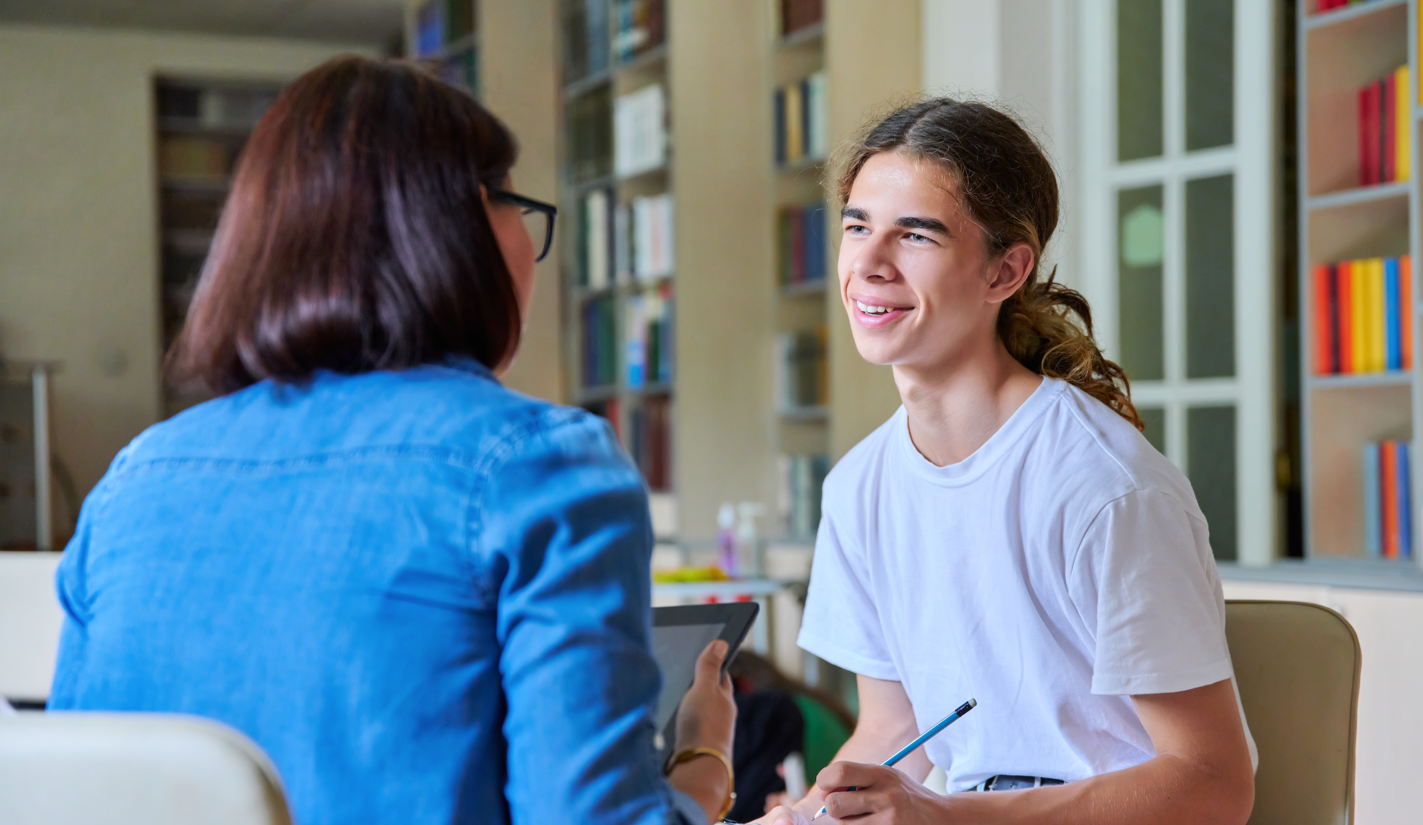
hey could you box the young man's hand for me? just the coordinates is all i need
[809,761,950,824]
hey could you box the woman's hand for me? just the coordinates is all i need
[812,761,950,824]
[673,639,735,755]
[667,640,736,823]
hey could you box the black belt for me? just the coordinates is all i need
[970,775,1065,792]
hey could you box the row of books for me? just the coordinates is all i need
[778,454,830,539]
[576,190,675,287]
[774,73,828,166]
[628,395,672,491]
[626,284,675,388]
[158,85,276,131]
[581,296,618,388]
[568,86,614,183]
[1362,439,1413,560]
[414,0,475,58]
[1357,65,1410,187]
[1311,256,1413,375]
[778,202,829,286]
[780,0,824,37]
[159,136,231,180]
[779,326,829,410]
[562,0,612,82]
[614,84,667,177]
[614,0,665,63]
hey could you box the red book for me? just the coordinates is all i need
[1360,84,1375,186]
[1382,441,1400,559]
[1385,74,1398,182]
[1314,264,1334,374]
[1404,256,1414,369]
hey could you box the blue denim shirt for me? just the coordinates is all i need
[49,360,704,825]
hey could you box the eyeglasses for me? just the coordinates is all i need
[489,188,558,263]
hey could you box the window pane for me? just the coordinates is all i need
[1185,0,1234,151]
[1186,174,1235,378]
[1139,407,1167,455]
[1118,185,1165,381]
[1117,0,1163,161]
[1188,405,1237,561]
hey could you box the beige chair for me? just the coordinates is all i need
[1225,600,1361,825]
[0,712,292,825]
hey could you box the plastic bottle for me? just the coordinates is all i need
[716,502,738,577]
[736,502,767,579]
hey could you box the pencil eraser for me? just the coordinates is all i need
[967,698,977,708]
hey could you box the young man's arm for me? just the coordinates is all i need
[802,677,1254,825]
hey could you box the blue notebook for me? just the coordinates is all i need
[1385,257,1401,370]
[1364,442,1382,559]
[1397,441,1412,559]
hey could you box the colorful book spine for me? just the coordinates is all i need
[1315,256,1411,375]
[1358,65,1409,186]
[1363,439,1415,559]
[777,202,829,285]
[773,73,828,166]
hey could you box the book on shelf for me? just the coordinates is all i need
[629,395,672,490]
[613,193,675,282]
[1362,439,1412,559]
[778,454,829,539]
[614,0,665,63]
[778,325,828,410]
[568,85,614,183]
[578,189,613,288]
[780,0,824,37]
[562,0,611,82]
[773,72,827,166]
[581,295,619,388]
[159,136,229,180]
[614,84,667,177]
[1357,65,1410,187]
[415,0,445,57]
[778,201,828,286]
[625,281,675,388]
[1311,256,1412,374]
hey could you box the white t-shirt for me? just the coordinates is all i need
[798,377,1256,791]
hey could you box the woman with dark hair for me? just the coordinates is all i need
[763,98,1256,825]
[48,56,735,825]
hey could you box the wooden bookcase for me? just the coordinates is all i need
[153,77,283,418]
[1298,0,1423,569]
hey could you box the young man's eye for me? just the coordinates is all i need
[844,224,869,235]
[906,232,930,243]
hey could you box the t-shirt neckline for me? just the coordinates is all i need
[895,376,1065,487]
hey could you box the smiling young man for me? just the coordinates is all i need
[759,100,1256,825]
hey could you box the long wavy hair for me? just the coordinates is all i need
[835,98,1143,431]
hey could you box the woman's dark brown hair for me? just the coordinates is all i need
[168,56,521,393]
[836,98,1143,431]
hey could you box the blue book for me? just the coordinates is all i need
[1398,441,1413,559]
[1364,442,1383,558]
[774,89,787,166]
[803,203,826,283]
[1385,257,1401,370]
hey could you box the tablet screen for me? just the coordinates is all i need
[650,621,726,731]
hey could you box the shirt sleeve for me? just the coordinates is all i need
[796,492,898,681]
[479,410,697,825]
[1066,488,1235,696]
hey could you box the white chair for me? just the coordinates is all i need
[0,712,292,825]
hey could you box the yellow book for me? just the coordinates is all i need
[1350,260,1368,373]
[1398,67,1412,182]
[784,82,804,163]
[1370,257,1388,372]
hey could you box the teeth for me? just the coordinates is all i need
[856,300,891,315]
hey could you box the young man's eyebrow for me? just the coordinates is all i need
[841,206,869,221]
[896,216,951,236]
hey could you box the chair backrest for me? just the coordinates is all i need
[0,712,292,825]
[1225,600,1361,825]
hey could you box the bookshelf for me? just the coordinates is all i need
[1299,0,1423,568]
[154,77,282,418]
[408,0,481,94]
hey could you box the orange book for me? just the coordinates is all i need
[1382,440,1400,559]
[1338,261,1355,373]
[1404,255,1414,369]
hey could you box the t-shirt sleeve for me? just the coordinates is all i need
[796,499,898,681]
[1067,487,1235,696]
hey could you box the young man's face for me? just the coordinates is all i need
[837,150,1001,371]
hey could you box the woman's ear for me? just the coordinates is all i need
[986,243,1035,304]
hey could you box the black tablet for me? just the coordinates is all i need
[651,602,759,763]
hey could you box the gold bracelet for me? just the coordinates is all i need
[666,746,736,821]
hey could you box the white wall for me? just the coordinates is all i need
[0,25,376,542]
